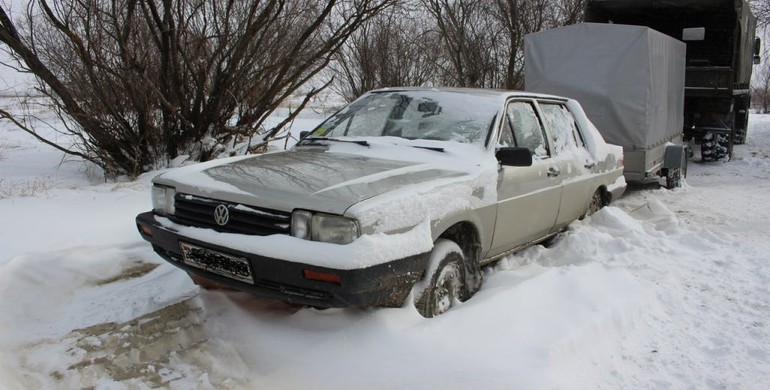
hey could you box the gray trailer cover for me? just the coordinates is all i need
[525,23,685,150]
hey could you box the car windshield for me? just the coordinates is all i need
[303,91,500,146]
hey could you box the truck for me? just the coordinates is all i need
[525,23,689,187]
[583,0,760,161]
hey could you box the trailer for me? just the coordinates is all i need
[525,23,688,187]
[584,0,760,161]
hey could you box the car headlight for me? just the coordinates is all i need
[291,210,360,245]
[151,185,176,215]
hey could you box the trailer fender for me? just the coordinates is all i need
[663,144,687,170]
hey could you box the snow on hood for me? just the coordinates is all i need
[153,137,499,233]
[328,138,500,233]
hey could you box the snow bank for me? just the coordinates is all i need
[3,97,770,389]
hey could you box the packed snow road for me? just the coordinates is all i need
[1,112,769,389]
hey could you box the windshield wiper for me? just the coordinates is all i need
[300,137,369,147]
[412,145,445,152]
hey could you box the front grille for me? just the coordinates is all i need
[172,194,291,236]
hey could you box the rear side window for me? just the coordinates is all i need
[505,101,549,158]
[539,103,585,155]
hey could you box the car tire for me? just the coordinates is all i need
[413,239,465,318]
[585,189,604,217]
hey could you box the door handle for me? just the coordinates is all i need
[547,167,560,177]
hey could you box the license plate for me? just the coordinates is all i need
[179,242,254,284]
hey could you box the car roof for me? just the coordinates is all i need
[368,87,568,102]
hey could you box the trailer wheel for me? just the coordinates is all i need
[666,168,681,189]
[665,149,687,189]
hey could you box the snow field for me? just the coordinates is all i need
[1,105,770,388]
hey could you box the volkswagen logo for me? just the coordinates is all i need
[214,204,230,226]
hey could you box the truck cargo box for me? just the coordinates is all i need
[525,23,686,181]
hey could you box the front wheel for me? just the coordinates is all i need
[413,239,465,318]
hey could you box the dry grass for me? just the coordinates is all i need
[0,177,54,199]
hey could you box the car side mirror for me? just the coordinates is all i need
[299,131,310,140]
[496,147,532,167]
[754,37,761,65]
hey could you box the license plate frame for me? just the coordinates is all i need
[179,242,254,284]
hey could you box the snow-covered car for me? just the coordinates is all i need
[136,88,626,317]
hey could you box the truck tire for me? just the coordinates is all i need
[413,239,465,318]
[734,127,747,145]
[701,132,729,162]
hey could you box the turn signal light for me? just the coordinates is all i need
[303,269,341,285]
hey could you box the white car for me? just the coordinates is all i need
[136,88,625,317]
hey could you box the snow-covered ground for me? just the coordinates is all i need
[1,100,770,389]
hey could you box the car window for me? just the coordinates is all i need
[506,101,549,158]
[307,91,500,146]
[498,115,516,147]
[539,102,585,155]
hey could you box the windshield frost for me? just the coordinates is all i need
[307,91,500,146]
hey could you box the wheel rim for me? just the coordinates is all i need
[433,263,460,316]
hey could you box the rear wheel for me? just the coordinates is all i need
[413,239,465,318]
[585,189,604,217]
[734,127,747,145]
[701,132,728,162]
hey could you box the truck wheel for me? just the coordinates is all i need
[701,132,729,162]
[715,134,729,160]
[413,239,465,318]
[701,132,714,161]
[735,127,747,145]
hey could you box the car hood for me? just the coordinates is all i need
[155,148,469,215]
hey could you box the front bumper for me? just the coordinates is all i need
[135,212,430,308]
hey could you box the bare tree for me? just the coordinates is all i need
[492,0,584,89]
[330,2,441,102]
[0,0,393,177]
[423,0,500,88]
[754,0,770,27]
[421,0,584,90]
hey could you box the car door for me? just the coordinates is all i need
[537,100,596,229]
[489,100,562,257]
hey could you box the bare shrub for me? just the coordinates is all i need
[0,0,393,177]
